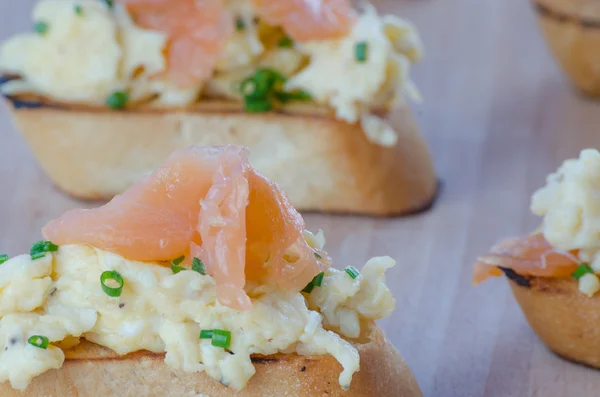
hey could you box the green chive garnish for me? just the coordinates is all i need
[74,5,83,15]
[192,257,206,275]
[106,91,129,110]
[572,263,594,280]
[200,329,214,339]
[211,329,231,349]
[302,272,325,293]
[30,241,58,260]
[278,35,294,48]
[171,256,186,274]
[28,335,49,349]
[355,41,368,63]
[345,266,360,279]
[0,254,8,265]
[314,253,322,259]
[244,98,273,113]
[34,21,49,35]
[100,270,124,297]
[104,0,114,8]
[235,18,245,31]
[274,90,311,103]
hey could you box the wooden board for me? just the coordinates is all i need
[2,0,600,396]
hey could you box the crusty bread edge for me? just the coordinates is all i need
[506,273,600,368]
[1,324,422,397]
[533,0,600,96]
[3,95,438,216]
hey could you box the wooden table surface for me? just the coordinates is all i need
[2,0,600,396]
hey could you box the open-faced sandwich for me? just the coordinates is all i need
[0,145,422,396]
[474,149,600,367]
[0,0,437,216]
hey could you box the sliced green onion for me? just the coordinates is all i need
[200,329,214,339]
[171,255,186,274]
[244,98,273,113]
[274,90,312,104]
[0,254,8,265]
[278,35,294,48]
[106,91,129,110]
[211,329,231,349]
[34,21,49,35]
[314,253,322,259]
[572,263,594,280]
[235,18,245,31]
[345,266,360,279]
[100,270,124,297]
[355,41,368,63]
[302,271,325,293]
[192,257,206,275]
[104,0,114,8]
[74,5,83,15]
[28,335,49,349]
[30,240,58,260]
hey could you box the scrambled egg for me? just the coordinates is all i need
[0,242,396,391]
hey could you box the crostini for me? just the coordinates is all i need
[474,149,600,367]
[0,145,422,396]
[0,0,437,216]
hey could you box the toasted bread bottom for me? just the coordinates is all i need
[534,0,600,96]
[3,96,437,216]
[0,325,422,397]
[507,275,600,367]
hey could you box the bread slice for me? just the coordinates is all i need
[0,325,422,397]
[2,93,438,216]
[504,271,600,367]
[533,0,600,96]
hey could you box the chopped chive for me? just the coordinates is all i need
[30,241,58,260]
[345,266,360,279]
[278,35,294,48]
[28,335,49,349]
[235,18,245,31]
[244,98,273,113]
[34,21,49,35]
[355,41,368,63]
[302,271,325,293]
[200,329,214,339]
[100,270,124,297]
[211,329,231,349]
[74,5,83,15]
[274,90,312,103]
[0,254,8,265]
[572,263,594,280]
[103,0,114,8]
[314,253,322,259]
[171,256,186,274]
[192,257,206,275]
[106,91,129,110]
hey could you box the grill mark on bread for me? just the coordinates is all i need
[534,2,600,29]
[500,266,532,288]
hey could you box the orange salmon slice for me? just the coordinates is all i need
[473,233,579,285]
[43,146,323,310]
[253,0,356,42]
[119,0,233,87]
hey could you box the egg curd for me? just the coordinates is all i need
[0,231,395,391]
[531,149,600,296]
[0,0,423,146]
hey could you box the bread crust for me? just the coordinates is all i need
[507,275,600,367]
[2,95,437,216]
[533,0,600,96]
[0,325,422,397]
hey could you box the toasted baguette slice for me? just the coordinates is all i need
[2,93,438,216]
[505,272,600,367]
[0,325,422,397]
[533,0,600,96]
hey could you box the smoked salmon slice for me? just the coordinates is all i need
[253,0,356,42]
[119,0,233,87]
[43,145,323,310]
[473,233,579,285]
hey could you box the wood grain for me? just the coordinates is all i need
[2,0,600,396]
